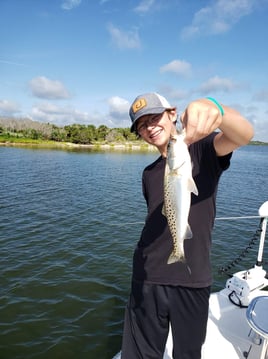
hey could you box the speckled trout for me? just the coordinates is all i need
[163,130,198,263]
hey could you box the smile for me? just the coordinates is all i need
[149,129,162,139]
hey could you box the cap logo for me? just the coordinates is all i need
[132,98,147,113]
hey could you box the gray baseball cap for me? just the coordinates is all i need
[129,92,174,132]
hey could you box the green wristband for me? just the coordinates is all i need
[206,97,224,116]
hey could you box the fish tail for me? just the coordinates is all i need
[167,251,185,264]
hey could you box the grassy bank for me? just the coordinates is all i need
[0,135,157,152]
[0,135,267,151]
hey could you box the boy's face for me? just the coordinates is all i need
[136,110,177,156]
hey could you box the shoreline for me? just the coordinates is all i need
[0,140,158,152]
[0,139,267,151]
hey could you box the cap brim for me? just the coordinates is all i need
[130,108,167,132]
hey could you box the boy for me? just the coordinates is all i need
[121,93,254,359]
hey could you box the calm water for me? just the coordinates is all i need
[0,145,267,359]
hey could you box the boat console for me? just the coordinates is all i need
[246,296,268,359]
[225,201,268,307]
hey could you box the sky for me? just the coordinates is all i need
[1,0,268,141]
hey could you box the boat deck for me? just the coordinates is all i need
[202,289,268,359]
[114,289,268,359]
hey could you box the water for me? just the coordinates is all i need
[0,145,267,359]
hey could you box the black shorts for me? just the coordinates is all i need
[121,281,210,359]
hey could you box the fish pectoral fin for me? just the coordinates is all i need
[169,168,180,176]
[185,224,193,239]
[162,204,166,217]
[187,177,198,196]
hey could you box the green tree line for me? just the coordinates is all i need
[0,117,266,146]
[0,117,139,144]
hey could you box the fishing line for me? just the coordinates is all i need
[218,218,265,277]
[108,221,144,226]
[107,216,261,226]
[215,215,260,221]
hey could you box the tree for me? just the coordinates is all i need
[97,125,109,141]
[0,116,144,144]
[50,125,67,142]
[105,129,125,142]
[64,124,95,144]
[87,125,97,141]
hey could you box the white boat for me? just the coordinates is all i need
[113,201,268,359]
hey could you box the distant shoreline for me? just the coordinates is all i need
[0,139,267,151]
[0,140,158,151]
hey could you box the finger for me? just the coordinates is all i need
[183,108,200,144]
[190,106,221,138]
[184,121,198,145]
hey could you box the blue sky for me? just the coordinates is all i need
[1,0,268,141]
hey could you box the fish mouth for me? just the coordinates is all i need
[170,133,178,141]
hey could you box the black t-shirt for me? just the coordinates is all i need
[132,133,232,288]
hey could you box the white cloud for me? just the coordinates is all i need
[107,96,130,127]
[0,99,20,115]
[181,0,255,39]
[29,76,71,100]
[198,75,237,94]
[31,102,93,126]
[0,59,27,67]
[108,96,129,117]
[61,0,81,10]
[134,0,155,14]
[160,60,192,77]
[107,23,141,49]
[28,98,131,128]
